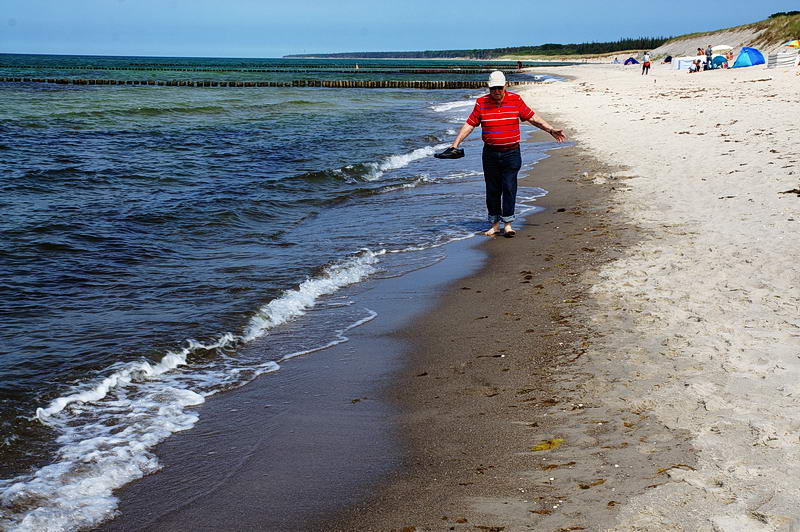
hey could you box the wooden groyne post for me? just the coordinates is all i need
[0,78,539,89]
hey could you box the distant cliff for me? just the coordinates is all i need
[288,12,800,61]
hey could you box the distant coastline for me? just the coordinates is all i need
[280,55,579,65]
[284,37,669,60]
[282,56,500,61]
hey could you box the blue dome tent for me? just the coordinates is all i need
[624,57,639,65]
[732,47,765,68]
[712,55,728,67]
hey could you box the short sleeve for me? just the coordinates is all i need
[518,99,535,121]
[466,102,481,126]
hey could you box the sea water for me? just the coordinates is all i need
[0,54,560,530]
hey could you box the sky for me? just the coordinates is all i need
[2,0,798,58]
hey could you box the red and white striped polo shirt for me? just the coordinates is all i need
[466,91,535,147]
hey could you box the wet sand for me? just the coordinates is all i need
[100,232,487,531]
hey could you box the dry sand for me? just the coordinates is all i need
[518,62,800,531]
[327,62,800,531]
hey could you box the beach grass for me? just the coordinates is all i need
[665,13,800,47]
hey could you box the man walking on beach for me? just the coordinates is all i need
[445,71,566,237]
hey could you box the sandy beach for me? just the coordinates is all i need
[324,62,800,530]
[521,62,800,531]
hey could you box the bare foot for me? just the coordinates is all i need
[483,224,501,236]
[504,224,516,238]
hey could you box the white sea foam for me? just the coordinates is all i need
[430,100,474,113]
[2,385,203,532]
[387,231,477,254]
[35,333,236,421]
[242,249,382,341]
[364,144,449,180]
[279,309,377,362]
[517,187,548,203]
[442,170,482,180]
[381,178,426,193]
[0,250,386,532]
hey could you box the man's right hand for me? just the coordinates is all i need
[434,147,465,159]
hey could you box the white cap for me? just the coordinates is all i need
[487,70,506,88]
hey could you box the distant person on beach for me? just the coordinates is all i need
[642,52,651,75]
[445,71,566,237]
[705,45,713,67]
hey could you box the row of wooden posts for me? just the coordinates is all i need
[0,77,537,89]
[0,66,522,75]
[126,62,523,70]
[2,63,524,71]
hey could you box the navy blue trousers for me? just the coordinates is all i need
[482,145,522,223]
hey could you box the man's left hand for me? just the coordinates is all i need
[549,129,567,143]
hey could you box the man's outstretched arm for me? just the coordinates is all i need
[527,115,567,143]
[451,123,475,149]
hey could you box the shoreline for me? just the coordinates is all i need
[320,131,666,531]
[97,126,586,531]
[99,235,489,531]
